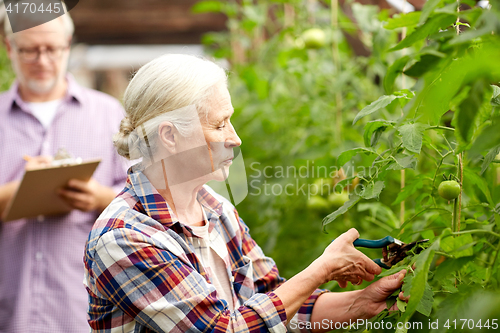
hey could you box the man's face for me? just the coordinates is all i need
[7,18,70,95]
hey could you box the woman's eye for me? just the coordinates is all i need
[217,122,226,130]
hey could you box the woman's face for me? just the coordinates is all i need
[154,82,242,191]
[200,82,242,182]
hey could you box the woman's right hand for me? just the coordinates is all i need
[314,228,382,288]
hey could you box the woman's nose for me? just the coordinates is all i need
[225,122,242,148]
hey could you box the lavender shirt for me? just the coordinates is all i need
[0,75,129,332]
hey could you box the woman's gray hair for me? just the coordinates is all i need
[113,54,228,161]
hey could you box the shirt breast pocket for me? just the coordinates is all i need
[231,255,254,302]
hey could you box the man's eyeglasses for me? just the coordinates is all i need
[15,45,69,63]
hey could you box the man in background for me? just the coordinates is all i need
[0,11,128,332]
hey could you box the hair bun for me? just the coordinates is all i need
[113,117,136,160]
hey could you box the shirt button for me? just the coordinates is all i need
[37,215,44,222]
[35,252,43,260]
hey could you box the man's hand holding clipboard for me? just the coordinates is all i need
[58,178,116,212]
[2,152,113,222]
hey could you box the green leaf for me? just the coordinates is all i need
[353,95,400,125]
[393,175,424,205]
[416,283,434,317]
[491,85,500,107]
[496,212,500,231]
[384,11,422,30]
[432,284,474,331]
[322,195,361,228]
[360,181,385,200]
[434,256,474,281]
[384,56,410,93]
[336,147,376,167]
[370,126,386,147]
[378,264,407,277]
[441,234,474,258]
[397,123,429,154]
[397,298,407,312]
[454,80,489,143]
[414,43,500,125]
[401,240,440,321]
[480,145,500,175]
[463,168,494,205]
[391,14,457,51]
[387,154,418,170]
[363,120,394,147]
[469,118,500,158]
[419,0,442,25]
[404,54,442,78]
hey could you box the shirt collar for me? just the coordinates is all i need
[65,73,85,104]
[126,166,223,231]
[8,73,84,112]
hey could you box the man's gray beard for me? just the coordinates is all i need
[12,57,61,95]
[25,77,58,94]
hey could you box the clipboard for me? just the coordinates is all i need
[3,159,101,222]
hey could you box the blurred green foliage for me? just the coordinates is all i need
[196,0,500,331]
[195,0,403,281]
[0,39,14,91]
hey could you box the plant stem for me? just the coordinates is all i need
[457,152,463,232]
[451,230,500,238]
[452,197,459,233]
[426,125,455,132]
[331,0,342,143]
[401,169,405,226]
[283,3,295,28]
[399,207,451,232]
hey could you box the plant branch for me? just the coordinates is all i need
[457,152,464,232]
[451,230,500,238]
[426,126,455,132]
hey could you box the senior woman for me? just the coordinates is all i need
[84,54,407,332]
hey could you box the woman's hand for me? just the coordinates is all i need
[355,270,408,317]
[313,228,382,287]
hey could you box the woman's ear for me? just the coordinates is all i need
[158,121,177,154]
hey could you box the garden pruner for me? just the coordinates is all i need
[352,236,429,269]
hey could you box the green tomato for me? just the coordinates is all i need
[328,191,349,209]
[307,195,330,212]
[438,180,461,200]
[301,28,326,49]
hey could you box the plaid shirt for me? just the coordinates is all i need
[84,168,327,332]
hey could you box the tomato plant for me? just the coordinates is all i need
[319,0,500,330]
[194,0,500,331]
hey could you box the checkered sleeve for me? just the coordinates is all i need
[91,227,288,333]
[237,216,330,333]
